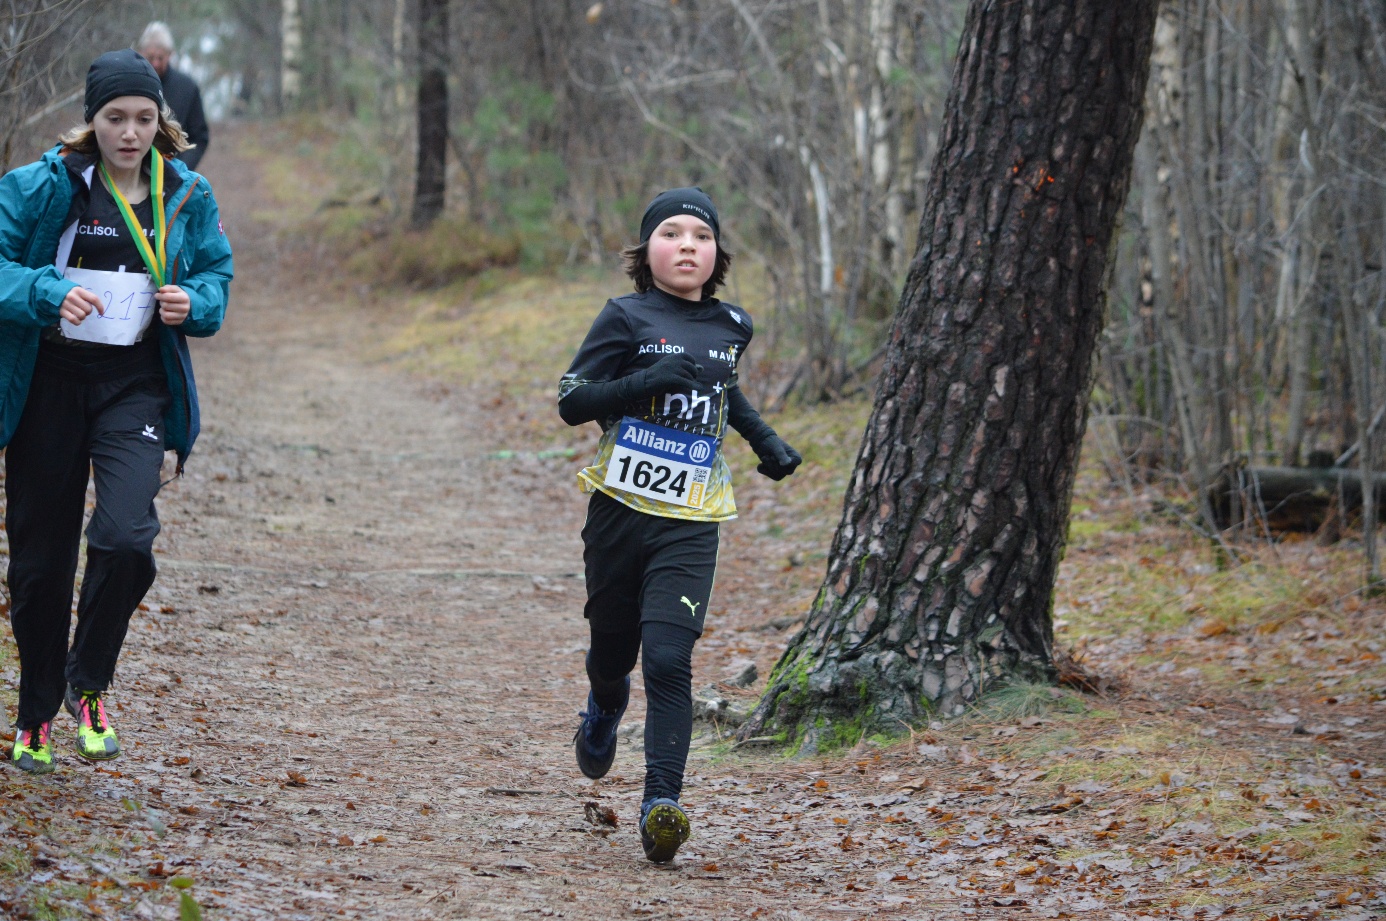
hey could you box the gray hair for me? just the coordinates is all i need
[138,21,175,53]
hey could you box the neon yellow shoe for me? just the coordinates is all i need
[640,798,691,863]
[65,689,121,761]
[11,721,55,774]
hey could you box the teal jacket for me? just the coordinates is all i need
[0,146,232,467]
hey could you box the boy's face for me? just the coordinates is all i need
[648,215,717,301]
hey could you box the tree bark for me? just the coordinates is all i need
[744,0,1159,751]
[411,0,449,227]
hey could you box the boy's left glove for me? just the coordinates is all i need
[752,434,802,481]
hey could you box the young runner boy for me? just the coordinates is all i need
[558,188,801,861]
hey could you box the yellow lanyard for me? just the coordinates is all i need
[97,150,167,286]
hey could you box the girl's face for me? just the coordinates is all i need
[647,215,717,301]
[92,96,160,174]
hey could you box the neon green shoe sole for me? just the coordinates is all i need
[11,723,56,774]
[74,728,121,761]
[640,799,691,863]
[66,689,122,761]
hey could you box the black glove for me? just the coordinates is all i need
[558,353,705,426]
[627,352,702,400]
[752,434,802,481]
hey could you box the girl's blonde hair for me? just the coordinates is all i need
[58,102,191,159]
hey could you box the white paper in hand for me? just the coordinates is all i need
[60,267,158,346]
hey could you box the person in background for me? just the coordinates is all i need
[137,22,209,170]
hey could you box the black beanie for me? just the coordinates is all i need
[639,187,720,244]
[84,49,163,122]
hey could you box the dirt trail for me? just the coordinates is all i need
[2,140,901,920]
[14,138,1380,921]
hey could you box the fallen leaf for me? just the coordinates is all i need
[584,801,618,828]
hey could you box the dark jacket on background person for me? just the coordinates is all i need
[160,66,209,170]
[0,145,233,466]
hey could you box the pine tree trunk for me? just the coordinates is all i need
[744,0,1159,752]
[411,0,449,227]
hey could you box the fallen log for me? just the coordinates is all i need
[1209,466,1386,533]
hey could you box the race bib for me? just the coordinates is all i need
[604,417,715,508]
[60,267,157,346]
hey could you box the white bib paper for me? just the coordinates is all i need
[60,267,158,346]
[604,417,715,508]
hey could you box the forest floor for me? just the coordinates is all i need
[0,127,1383,921]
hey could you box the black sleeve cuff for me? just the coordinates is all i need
[726,384,775,448]
[558,377,631,426]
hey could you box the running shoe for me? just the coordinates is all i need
[65,688,121,761]
[640,797,691,863]
[573,678,629,779]
[11,721,55,774]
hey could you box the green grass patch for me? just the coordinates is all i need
[0,843,30,876]
[1010,725,1081,759]
[346,216,522,288]
[967,683,1090,723]
[373,270,610,408]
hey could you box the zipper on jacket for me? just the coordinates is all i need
[164,177,203,476]
[165,181,202,277]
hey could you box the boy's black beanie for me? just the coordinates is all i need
[639,187,720,243]
[84,49,164,122]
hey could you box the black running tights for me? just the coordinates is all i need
[587,621,698,804]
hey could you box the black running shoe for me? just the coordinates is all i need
[573,678,629,779]
[640,797,690,863]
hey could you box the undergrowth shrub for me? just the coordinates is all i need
[347,217,522,288]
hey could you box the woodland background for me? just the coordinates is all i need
[0,2,1384,918]
[5,0,1384,554]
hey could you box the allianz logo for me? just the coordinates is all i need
[622,426,688,456]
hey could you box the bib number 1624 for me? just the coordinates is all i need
[604,418,713,508]
[613,455,688,498]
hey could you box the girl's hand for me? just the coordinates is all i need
[156,285,190,325]
[60,286,105,325]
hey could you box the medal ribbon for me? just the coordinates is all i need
[98,150,167,287]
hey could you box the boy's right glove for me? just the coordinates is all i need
[625,353,703,400]
[752,434,802,481]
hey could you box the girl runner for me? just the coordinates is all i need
[558,188,800,861]
[3,49,233,773]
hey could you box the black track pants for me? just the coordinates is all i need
[580,491,720,803]
[6,362,169,729]
[587,621,699,804]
